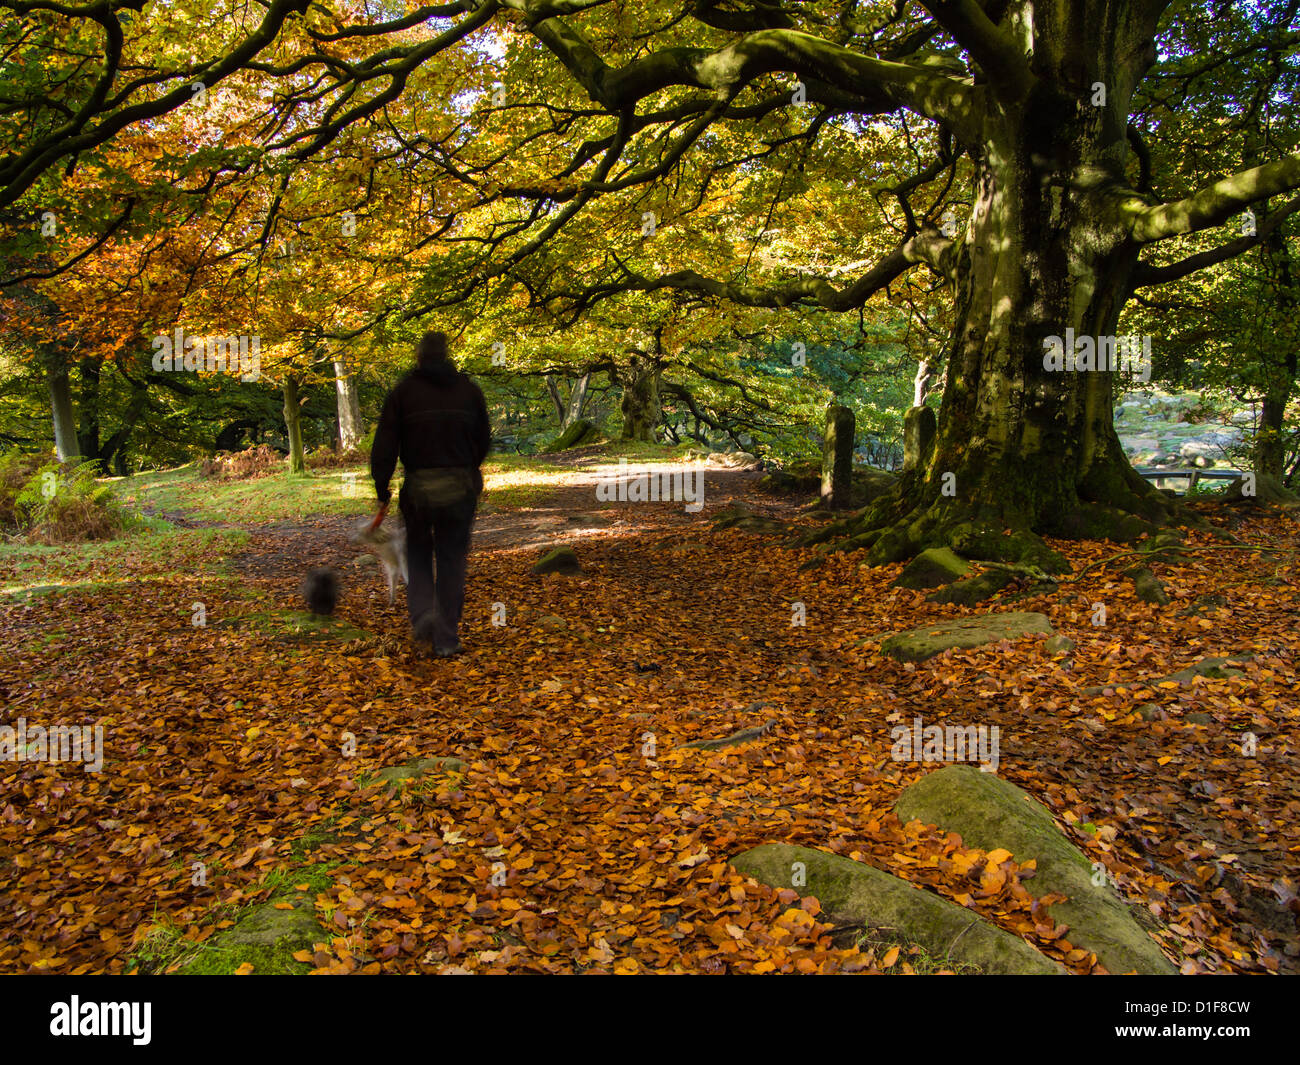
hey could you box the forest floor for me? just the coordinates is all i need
[2,448,1298,974]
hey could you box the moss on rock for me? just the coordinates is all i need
[895,547,973,590]
[880,611,1053,662]
[894,766,1176,974]
[731,843,1064,974]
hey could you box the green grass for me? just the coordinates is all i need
[0,525,250,603]
[102,443,703,525]
[113,463,376,524]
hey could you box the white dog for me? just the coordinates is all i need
[351,518,408,602]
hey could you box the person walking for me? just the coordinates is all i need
[370,330,491,656]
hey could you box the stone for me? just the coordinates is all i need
[731,843,1064,975]
[537,614,567,632]
[707,451,759,469]
[178,891,322,974]
[880,612,1054,662]
[903,405,937,474]
[372,756,466,786]
[683,720,776,751]
[894,766,1176,974]
[1184,712,1214,725]
[894,547,972,590]
[1043,635,1075,654]
[532,546,582,575]
[1135,703,1165,722]
[1080,655,1250,695]
[821,405,856,509]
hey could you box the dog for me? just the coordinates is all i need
[302,567,341,615]
[351,517,408,602]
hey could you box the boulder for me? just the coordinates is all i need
[1043,635,1075,654]
[894,547,972,590]
[894,766,1176,974]
[880,612,1053,662]
[707,451,760,469]
[731,843,1064,975]
[532,546,582,575]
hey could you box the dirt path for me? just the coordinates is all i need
[212,456,809,588]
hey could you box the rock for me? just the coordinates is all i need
[1080,655,1250,695]
[880,612,1054,662]
[1184,712,1214,725]
[894,547,972,590]
[712,502,786,534]
[683,720,776,751]
[903,405,937,474]
[895,766,1176,974]
[731,843,1064,975]
[707,451,759,469]
[1162,656,1249,684]
[1043,635,1075,654]
[371,756,466,786]
[1135,703,1165,722]
[537,614,567,632]
[532,546,582,575]
[179,891,322,974]
[821,405,856,509]
[354,553,377,567]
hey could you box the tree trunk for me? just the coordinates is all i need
[619,356,661,442]
[837,76,1179,570]
[47,356,79,462]
[549,373,592,430]
[332,346,363,451]
[283,376,306,474]
[77,356,101,463]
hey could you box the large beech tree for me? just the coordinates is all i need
[473,0,1300,569]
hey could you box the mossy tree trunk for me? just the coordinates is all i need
[619,354,661,442]
[47,354,79,463]
[841,71,1185,570]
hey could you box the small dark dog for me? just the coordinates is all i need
[303,567,341,615]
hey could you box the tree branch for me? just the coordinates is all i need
[1132,153,1300,243]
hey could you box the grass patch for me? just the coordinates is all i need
[0,526,250,602]
[114,463,379,524]
[217,609,372,642]
[129,861,340,976]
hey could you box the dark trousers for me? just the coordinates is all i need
[399,470,478,648]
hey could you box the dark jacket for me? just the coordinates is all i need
[371,359,491,505]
